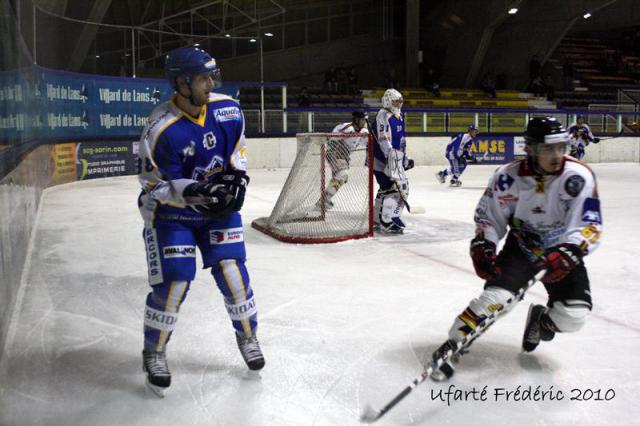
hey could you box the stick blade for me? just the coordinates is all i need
[360,404,382,423]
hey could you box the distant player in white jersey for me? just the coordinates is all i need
[430,117,602,381]
[435,124,479,187]
[320,110,370,209]
[371,88,414,233]
[567,114,600,160]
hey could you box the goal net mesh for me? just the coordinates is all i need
[252,133,373,243]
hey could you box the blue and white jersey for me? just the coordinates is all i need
[445,133,474,160]
[568,122,594,159]
[137,93,247,226]
[372,108,406,172]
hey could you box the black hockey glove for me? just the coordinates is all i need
[183,181,235,218]
[214,170,250,211]
[592,137,600,144]
[470,234,501,280]
[541,243,582,284]
[404,157,415,171]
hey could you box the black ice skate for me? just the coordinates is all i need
[449,178,462,187]
[435,171,446,184]
[236,333,265,371]
[142,350,171,397]
[522,304,556,352]
[430,339,461,382]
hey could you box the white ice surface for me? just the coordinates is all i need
[1,164,639,426]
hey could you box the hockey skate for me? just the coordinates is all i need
[449,178,462,187]
[378,218,405,234]
[142,350,171,397]
[435,171,446,184]
[522,304,555,352]
[430,339,461,382]
[236,333,265,371]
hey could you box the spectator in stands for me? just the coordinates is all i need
[562,58,575,91]
[324,68,338,93]
[531,75,545,97]
[528,55,542,91]
[424,68,441,97]
[481,71,497,98]
[297,86,311,107]
[384,68,399,89]
[544,74,555,101]
[347,67,359,95]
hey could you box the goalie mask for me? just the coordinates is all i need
[382,89,403,115]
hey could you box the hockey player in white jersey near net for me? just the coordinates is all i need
[430,117,602,381]
[319,110,369,209]
[371,88,414,233]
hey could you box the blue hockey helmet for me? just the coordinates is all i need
[165,46,221,89]
[468,124,479,132]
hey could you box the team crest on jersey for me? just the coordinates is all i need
[565,175,585,197]
[192,155,224,180]
[215,106,242,122]
[581,198,602,224]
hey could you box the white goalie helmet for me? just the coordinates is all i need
[382,88,403,115]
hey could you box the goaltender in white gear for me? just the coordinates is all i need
[371,88,414,233]
[321,110,370,209]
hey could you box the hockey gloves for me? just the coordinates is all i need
[592,137,600,144]
[215,170,250,211]
[404,157,415,171]
[183,181,235,218]
[470,235,501,280]
[540,244,582,284]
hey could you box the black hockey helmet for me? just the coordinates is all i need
[524,117,569,145]
[352,109,367,120]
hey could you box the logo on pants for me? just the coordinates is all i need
[163,245,196,258]
[144,229,163,285]
[210,227,244,245]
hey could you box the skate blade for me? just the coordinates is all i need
[145,379,167,398]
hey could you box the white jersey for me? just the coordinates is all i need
[474,157,602,258]
[331,122,369,151]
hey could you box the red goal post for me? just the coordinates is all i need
[251,132,374,243]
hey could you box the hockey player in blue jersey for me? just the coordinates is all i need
[137,46,264,396]
[371,88,414,233]
[568,114,600,160]
[435,124,479,187]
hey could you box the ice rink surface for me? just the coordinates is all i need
[1,163,639,426]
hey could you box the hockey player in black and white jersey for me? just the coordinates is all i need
[430,117,602,381]
[319,110,370,209]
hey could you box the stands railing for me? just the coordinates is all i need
[243,107,639,135]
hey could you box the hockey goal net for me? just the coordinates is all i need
[252,132,374,243]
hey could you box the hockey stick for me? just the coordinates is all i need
[594,128,623,142]
[360,269,546,423]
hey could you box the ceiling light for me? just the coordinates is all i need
[249,38,257,43]
[264,32,274,37]
[225,34,231,38]
[508,8,518,14]
[95,55,100,58]
[583,12,592,19]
